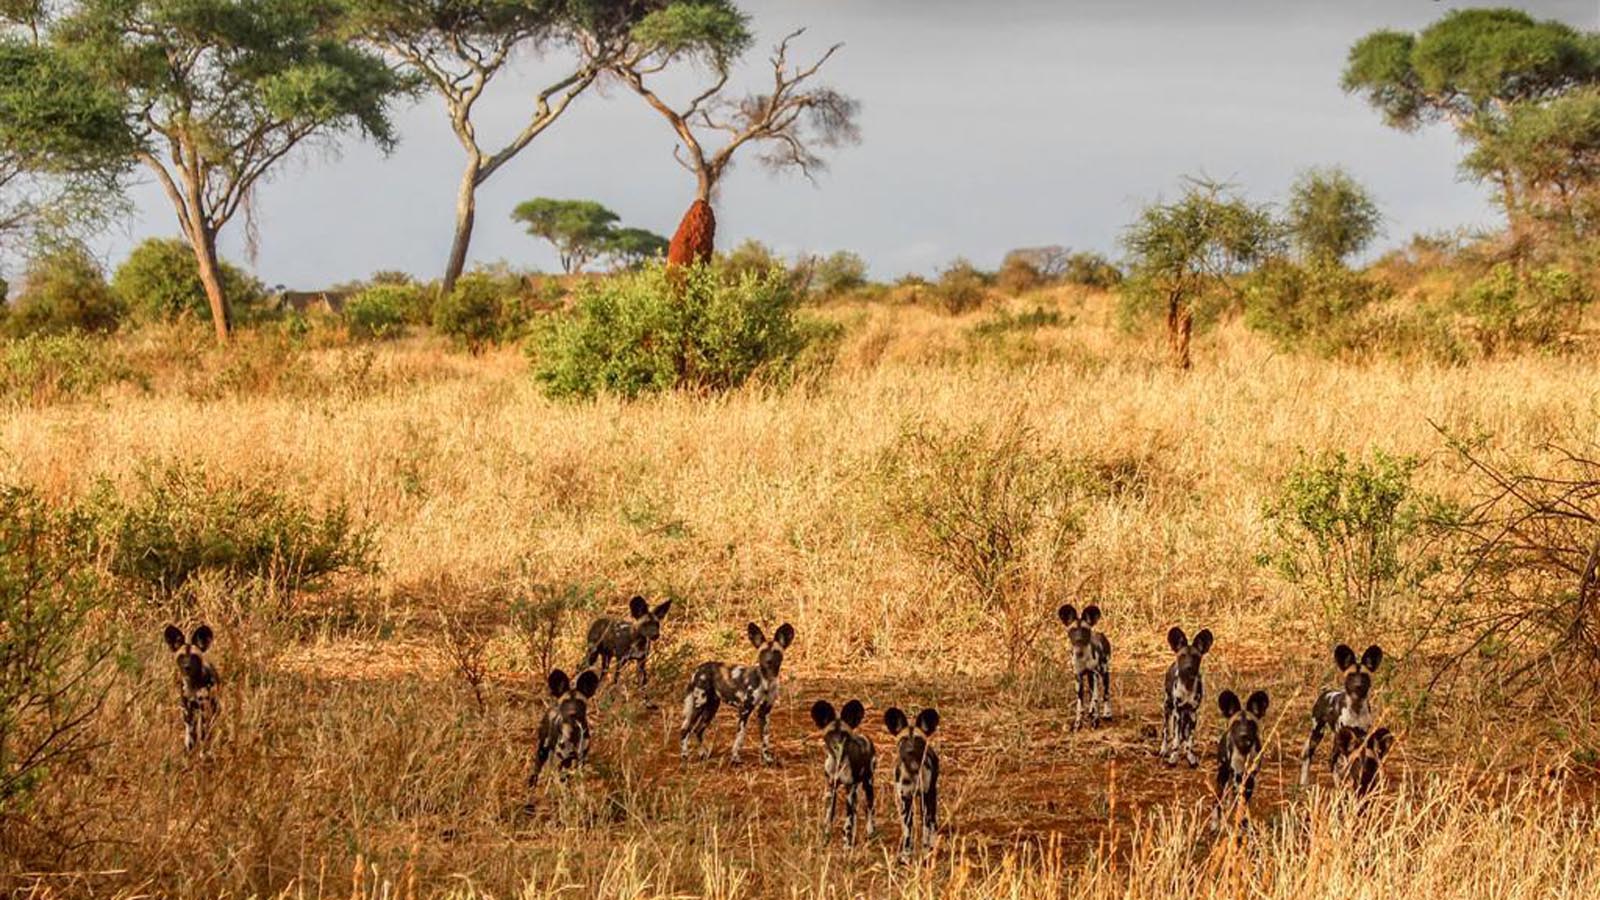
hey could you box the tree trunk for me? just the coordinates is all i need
[443,159,480,295]
[186,218,231,343]
[1166,292,1192,370]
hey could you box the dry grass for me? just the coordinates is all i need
[2,289,1598,897]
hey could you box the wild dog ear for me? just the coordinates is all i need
[1081,605,1102,627]
[547,669,571,697]
[916,708,941,736]
[575,669,600,698]
[1334,644,1358,672]
[1370,727,1395,758]
[841,699,865,729]
[884,707,908,735]
[629,595,649,618]
[746,622,766,648]
[1361,644,1384,672]
[1167,627,1188,653]
[810,700,838,729]
[163,624,185,652]
[1057,604,1077,627]
[1218,690,1241,718]
[652,600,672,620]
[1193,629,1214,655]
[190,625,214,652]
[1245,690,1270,718]
[774,623,795,649]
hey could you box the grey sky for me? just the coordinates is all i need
[94,0,1600,287]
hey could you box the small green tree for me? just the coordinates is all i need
[511,198,620,273]
[6,242,122,335]
[111,238,264,324]
[1286,167,1383,264]
[602,227,670,270]
[813,251,868,296]
[1121,177,1279,369]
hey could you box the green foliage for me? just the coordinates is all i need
[628,2,753,71]
[0,483,118,815]
[0,332,141,406]
[1243,258,1390,354]
[930,259,990,313]
[6,242,122,335]
[343,284,418,340]
[433,271,528,353]
[1061,251,1124,289]
[110,238,264,324]
[531,262,825,399]
[1452,261,1593,350]
[1286,167,1383,263]
[1260,449,1448,629]
[604,227,669,270]
[87,460,376,602]
[813,251,868,297]
[969,305,1063,340]
[995,256,1045,297]
[511,198,619,273]
[1464,86,1600,236]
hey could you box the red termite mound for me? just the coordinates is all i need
[666,200,716,268]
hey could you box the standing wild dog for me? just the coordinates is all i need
[1058,604,1112,728]
[1299,643,1384,787]
[810,699,877,847]
[163,624,219,753]
[1161,627,1213,767]
[1332,726,1395,797]
[583,595,672,692]
[680,622,795,764]
[883,707,940,862]
[1212,689,1270,829]
[530,668,601,788]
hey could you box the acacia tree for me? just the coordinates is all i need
[1343,8,1600,244]
[9,0,407,342]
[1122,178,1279,370]
[511,198,619,273]
[609,6,860,265]
[1285,167,1382,265]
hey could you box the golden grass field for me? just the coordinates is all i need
[3,288,1600,897]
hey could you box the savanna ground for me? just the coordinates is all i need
[5,288,1600,898]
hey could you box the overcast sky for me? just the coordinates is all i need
[91,0,1600,287]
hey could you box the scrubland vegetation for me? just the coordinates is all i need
[4,2,1600,898]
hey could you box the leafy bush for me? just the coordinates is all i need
[813,251,869,297]
[0,483,117,816]
[111,238,264,324]
[0,332,142,406]
[1259,450,1447,629]
[995,256,1045,296]
[1243,258,1390,354]
[969,305,1063,338]
[87,461,377,603]
[1452,263,1592,352]
[6,243,123,336]
[433,271,529,353]
[1061,251,1124,289]
[344,284,419,340]
[930,259,990,313]
[532,262,826,400]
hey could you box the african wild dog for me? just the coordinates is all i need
[679,622,794,765]
[1212,689,1269,829]
[1332,726,1395,797]
[1057,604,1112,729]
[810,699,877,847]
[583,595,672,694]
[883,706,940,862]
[1161,627,1213,767]
[1299,643,1384,787]
[530,668,601,788]
[163,624,218,753]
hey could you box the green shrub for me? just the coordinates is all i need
[0,484,118,816]
[1453,263,1592,352]
[1243,258,1389,354]
[0,332,142,406]
[970,305,1064,338]
[1259,449,1447,629]
[344,284,418,340]
[433,271,529,353]
[111,238,265,324]
[532,262,825,400]
[6,244,123,336]
[813,251,869,297]
[87,461,377,602]
[930,259,990,313]
[995,256,1045,296]
[1061,251,1124,289]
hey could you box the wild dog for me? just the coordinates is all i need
[1332,726,1395,797]
[883,707,940,862]
[1057,604,1112,728]
[1212,689,1269,829]
[1299,643,1384,787]
[163,624,219,753]
[530,668,601,788]
[1161,627,1213,767]
[810,699,877,847]
[679,622,794,765]
[583,595,672,694]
